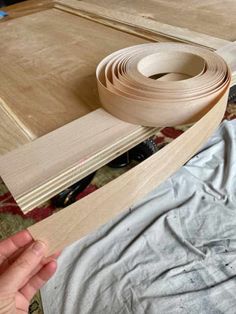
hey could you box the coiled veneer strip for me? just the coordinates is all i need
[97,43,229,126]
[29,43,231,255]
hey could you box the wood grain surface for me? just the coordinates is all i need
[82,0,236,41]
[1,40,234,214]
[0,7,147,139]
[0,109,157,212]
[0,0,231,155]
[56,0,229,50]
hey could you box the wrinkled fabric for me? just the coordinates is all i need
[41,120,236,314]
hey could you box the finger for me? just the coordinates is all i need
[49,250,61,260]
[20,261,57,301]
[16,259,57,313]
[30,251,60,278]
[0,241,47,291]
[0,230,32,262]
[19,252,61,288]
[0,242,32,274]
[0,244,58,283]
[15,292,29,314]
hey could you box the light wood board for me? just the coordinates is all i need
[0,109,156,212]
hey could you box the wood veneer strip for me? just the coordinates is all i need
[97,43,228,126]
[28,43,233,256]
[217,42,236,85]
[55,0,229,50]
[29,90,230,256]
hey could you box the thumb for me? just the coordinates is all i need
[0,241,47,291]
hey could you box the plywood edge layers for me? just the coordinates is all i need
[0,109,157,213]
[55,0,230,50]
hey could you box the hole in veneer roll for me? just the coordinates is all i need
[149,72,191,81]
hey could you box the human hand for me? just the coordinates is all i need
[0,230,58,314]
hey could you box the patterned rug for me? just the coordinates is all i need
[0,103,235,313]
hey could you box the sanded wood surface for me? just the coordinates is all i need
[82,0,236,41]
[0,7,147,139]
[56,0,229,50]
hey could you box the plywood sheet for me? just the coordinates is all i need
[0,8,147,138]
[83,0,236,41]
[0,109,157,212]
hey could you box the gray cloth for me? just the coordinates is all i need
[41,120,236,314]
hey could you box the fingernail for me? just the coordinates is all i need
[32,241,46,255]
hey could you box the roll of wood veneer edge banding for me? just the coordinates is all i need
[29,43,231,256]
